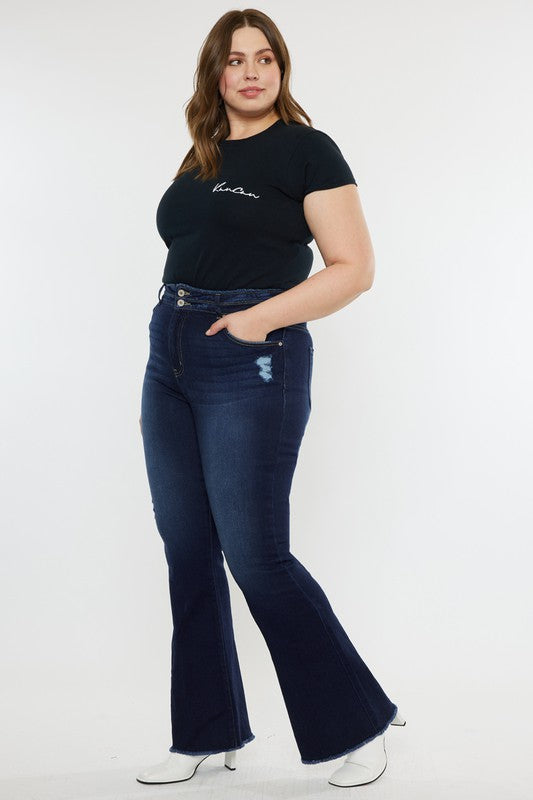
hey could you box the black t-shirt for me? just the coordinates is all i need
[156,118,357,290]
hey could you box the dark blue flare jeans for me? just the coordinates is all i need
[140,281,398,764]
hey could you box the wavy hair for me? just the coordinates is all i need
[173,9,313,182]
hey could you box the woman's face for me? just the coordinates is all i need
[218,26,282,118]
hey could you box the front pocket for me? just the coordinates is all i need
[221,328,283,347]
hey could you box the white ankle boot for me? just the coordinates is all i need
[136,748,237,784]
[328,709,406,788]
[391,709,406,726]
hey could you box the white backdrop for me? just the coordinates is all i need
[1,1,532,797]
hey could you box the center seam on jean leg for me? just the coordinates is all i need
[268,347,378,735]
[207,504,239,749]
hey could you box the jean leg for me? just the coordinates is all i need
[190,324,397,763]
[140,303,255,755]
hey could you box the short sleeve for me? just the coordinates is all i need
[288,127,357,200]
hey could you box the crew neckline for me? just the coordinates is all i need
[221,117,284,144]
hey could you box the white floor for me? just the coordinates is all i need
[1,680,530,799]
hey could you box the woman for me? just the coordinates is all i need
[137,8,405,789]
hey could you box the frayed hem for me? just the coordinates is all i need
[300,703,398,764]
[169,731,255,756]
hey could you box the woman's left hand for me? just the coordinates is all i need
[205,310,270,342]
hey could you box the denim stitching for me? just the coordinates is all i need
[176,312,185,377]
[167,310,178,377]
[168,310,185,380]
[207,508,239,749]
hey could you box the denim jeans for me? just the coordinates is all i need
[140,281,398,764]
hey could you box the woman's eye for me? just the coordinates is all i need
[228,57,273,66]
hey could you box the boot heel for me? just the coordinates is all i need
[391,709,406,726]
[224,750,237,770]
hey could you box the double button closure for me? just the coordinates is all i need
[176,288,191,307]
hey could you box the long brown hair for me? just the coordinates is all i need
[173,9,313,182]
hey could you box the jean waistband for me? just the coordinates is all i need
[158,282,286,309]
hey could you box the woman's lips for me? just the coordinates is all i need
[239,88,263,97]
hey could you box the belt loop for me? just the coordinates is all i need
[158,283,165,303]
